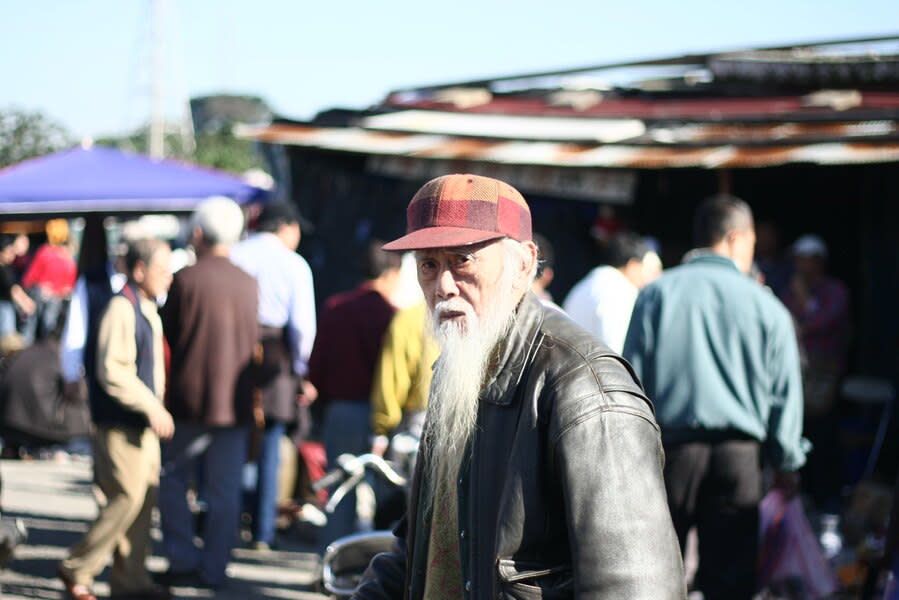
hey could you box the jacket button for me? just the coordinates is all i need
[460,529,466,539]
[465,580,472,592]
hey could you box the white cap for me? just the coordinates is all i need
[792,234,828,258]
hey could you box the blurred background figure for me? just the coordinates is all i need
[370,300,437,455]
[230,201,318,551]
[0,308,91,462]
[782,234,851,512]
[158,197,259,589]
[0,234,36,339]
[60,217,145,422]
[531,233,562,311]
[308,239,402,548]
[58,237,174,600]
[20,219,76,344]
[563,231,660,353]
[754,220,792,296]
[624,195,806,600]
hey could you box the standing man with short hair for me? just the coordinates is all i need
[158,197,259,588]
[58,238,174,600]
[230,201,318,550]
[354,174,684,600]
[623,194,807,600]
[562,231,660,354]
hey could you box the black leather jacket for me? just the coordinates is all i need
[353,293,685,599]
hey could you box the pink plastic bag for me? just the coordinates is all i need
[758,489,839,599]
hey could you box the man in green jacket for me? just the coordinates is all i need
[624,194,806,600]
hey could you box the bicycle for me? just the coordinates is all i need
[313,451,411,599]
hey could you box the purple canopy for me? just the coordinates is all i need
[0,145,269,215]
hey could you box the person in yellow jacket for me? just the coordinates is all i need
[369,301,439,456]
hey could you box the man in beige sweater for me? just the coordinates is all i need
[58,238,174,600]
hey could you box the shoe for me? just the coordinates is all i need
[58,565,98,600]
[151,568,201,587]
[109,585,172,600]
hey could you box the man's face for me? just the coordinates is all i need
[415,239,509,333]
[793,254,824,281]
[135,246,173,300]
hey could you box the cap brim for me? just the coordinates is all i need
[382,227,506,251]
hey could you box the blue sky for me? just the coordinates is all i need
[2,0,897,140]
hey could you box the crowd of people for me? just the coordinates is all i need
[0,173,874,599]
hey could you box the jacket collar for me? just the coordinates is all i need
[480,292,545,406]
[687,252,741,272]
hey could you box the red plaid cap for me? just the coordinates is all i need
[383,174,532,251]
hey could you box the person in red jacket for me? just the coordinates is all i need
[21,219,76,343]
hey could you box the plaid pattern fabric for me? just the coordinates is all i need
[383,174,532,250]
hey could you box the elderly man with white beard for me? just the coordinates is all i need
[352,174,685,600]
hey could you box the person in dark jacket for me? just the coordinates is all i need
[58,237,174,600]
[353,174,684,600]
[158,197,259,589]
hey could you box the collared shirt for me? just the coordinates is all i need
[623,254,807,471]
[562,264,638,354]
[230,232,316,376]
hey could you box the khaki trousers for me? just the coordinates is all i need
[60,425,160,594]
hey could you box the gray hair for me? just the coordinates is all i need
[191,197,245,246]
[124,238,169,273]
[502,238,538,285]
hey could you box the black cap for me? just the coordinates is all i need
[257,201,314,233]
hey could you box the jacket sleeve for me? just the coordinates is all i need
[556,394,686,599]
[621,288,656,387]
[764,310,808,471]
[351,518,409,600]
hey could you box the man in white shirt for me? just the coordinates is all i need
[229,202,317,550]
[562,232,661,353]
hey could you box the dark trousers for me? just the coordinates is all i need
[664,438,762,600]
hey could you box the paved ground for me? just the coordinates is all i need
[0,458,329,599]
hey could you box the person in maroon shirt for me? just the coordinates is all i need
[308,240,402,547]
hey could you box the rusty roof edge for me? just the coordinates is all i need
[236,127,899,168]
[237,121,899,149]
[386,34,899,94]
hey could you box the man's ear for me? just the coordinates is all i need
[190,226,204,247]
[522,240,539,278]
[132,261,147,285]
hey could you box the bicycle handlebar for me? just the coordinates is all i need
[312,453,408,493]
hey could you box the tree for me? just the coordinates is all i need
[0,108,73,168]
[97,94,272,175]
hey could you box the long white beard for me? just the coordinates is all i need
[422,268,518,497]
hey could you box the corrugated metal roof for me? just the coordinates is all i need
[361,110,645,142]
[242,37,899,170]
[239,122,899,168]
[383,91,899,120]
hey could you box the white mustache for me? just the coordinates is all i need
[434,298,474,317]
